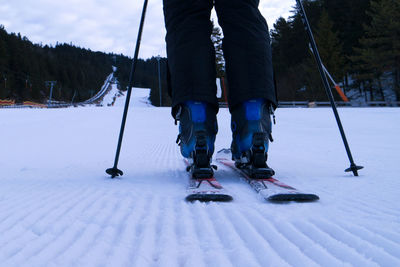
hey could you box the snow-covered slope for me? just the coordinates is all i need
[113,87,152,107]
[0,103,399,266]
[99,83,152,107]
[99,82,122,106]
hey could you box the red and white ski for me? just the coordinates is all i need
[216,149,319,202]
[184,159,233,202]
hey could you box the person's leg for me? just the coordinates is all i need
[215,0,276,175]
[163,0,219,110]
[214,0,276,110]
[163,0,218,175]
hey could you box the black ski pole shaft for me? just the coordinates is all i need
[106,0,149,178]
[296,0,363,176]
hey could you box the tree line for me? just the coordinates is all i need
[0,25,170,106]
[270,0,399,102]
[1,0,399,106]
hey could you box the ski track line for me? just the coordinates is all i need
[67,190,122,265]
[151,197,179,267]
[167,141,181,171]
[207,203,251,267]
[177,201,207,267]
[0,185,84,255]
[101,192,136,254]
[157,142,177,174]
[0,226,38,264]
[310,219,400,266]
[162,142,175,167]
[2,186,95,265]
[337,221,400,259]
[0,180,42,208]
[0,183,51,227]
[241,207,319,267]
[191,203,234,267]
[0,191,70,262]
[334,194,400,219]
[76,191,136,267]
[272,220,349,267]
[150,196,167,267]
[0,185,61,234]
[19,188,107,266]
[147,142,173,171]
[128,143,154,169]
[29,187,93,234]
[168,142,181,171]
[132,196,165,266]
[131,196,163,267]
[293,220,380,266]
[104,196,149,267]
[75,192,127,265]
[167,141,183,185]
[141,142,177,176]
[340,197,400,218]
[49,190,117,266]
[337,204,399,222]
[146,143,164,166]
[367,226,400,246]
[353,183,400,205]
[207,204,272,267]
[224,206,292,267]
[124,141,157,172]
[173,199,189,267]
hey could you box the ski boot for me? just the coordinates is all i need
[175,101,218,178]
[231,98,275,178]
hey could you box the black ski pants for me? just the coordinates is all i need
[163,0,276,112]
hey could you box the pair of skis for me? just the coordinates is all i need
[186,149,319,203]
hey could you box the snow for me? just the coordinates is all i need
[99,82,121,107]
[216,78,222,98]
[113,87,152,108]
[1,89,400,266]
[99,83,152,108]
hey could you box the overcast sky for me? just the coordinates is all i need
[0,0,295,59]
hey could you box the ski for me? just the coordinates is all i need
[216,149,319,202]
[184,159,233,202]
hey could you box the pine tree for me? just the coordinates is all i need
[352,0,400,100]
[315,10,346,81]
[0,26,8,99]
[323,0,371,58]
[271,17,310,100]
[303,10,346,101]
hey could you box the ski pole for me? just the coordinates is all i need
[106,0,149,178]
[308,44,349,102]
[296,0,363,176]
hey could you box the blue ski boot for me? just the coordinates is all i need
[231,98,275,178]
[175,101,218,178]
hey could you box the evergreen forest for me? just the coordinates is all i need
[0,25,169,106]
[270,0,399,102]
[0,0,398,105]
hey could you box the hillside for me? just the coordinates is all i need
[0,26,169,105]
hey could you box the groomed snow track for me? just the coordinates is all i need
[0,105,399,266]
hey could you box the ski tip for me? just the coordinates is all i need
[267,193,319,203]
[186,194,233,202]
